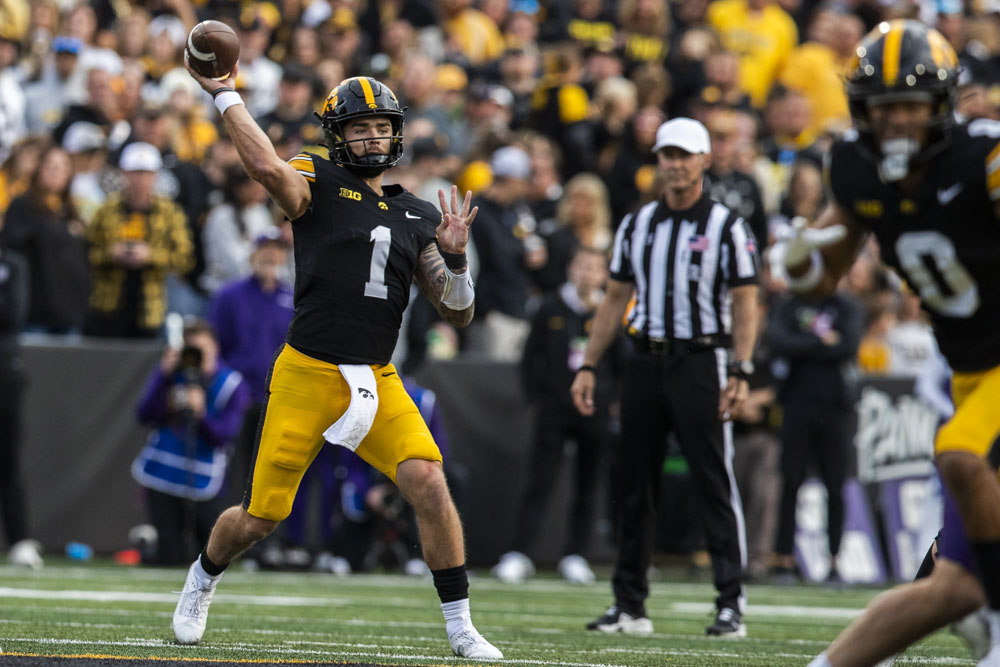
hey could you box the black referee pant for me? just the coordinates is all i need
[612,349,747,615]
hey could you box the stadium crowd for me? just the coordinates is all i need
[0,0,996,579]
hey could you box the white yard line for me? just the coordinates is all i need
[0,585,866,621]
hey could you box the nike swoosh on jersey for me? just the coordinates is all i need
[937,183,963,204]
[405,211,421,219]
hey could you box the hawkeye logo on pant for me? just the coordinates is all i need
[357,387,374,400]
[339,187,362,201]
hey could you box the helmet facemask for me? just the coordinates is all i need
[845,20,958,182]
[316,77,406,178]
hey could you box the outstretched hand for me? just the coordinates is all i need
[436,185,478,255]
[183,55,239,96]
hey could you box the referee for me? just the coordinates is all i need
[571,117,760,638]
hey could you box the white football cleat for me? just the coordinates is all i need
[449,626,503,659]
[952,606,990,660]
[977,609,1000,666]
[586,604,654,635]
[172,561,219,645]
[492,551,534,584]
[9,539,43,570]
[558,554,595,584]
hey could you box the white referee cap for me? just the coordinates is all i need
[652,117,711,155]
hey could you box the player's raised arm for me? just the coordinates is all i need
[772,202,868,298]
[414,186,477,328]
[184,61,311,221]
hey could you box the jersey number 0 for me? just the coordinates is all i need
[895,230,979,318]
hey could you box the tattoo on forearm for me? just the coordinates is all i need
[417,244,474,327]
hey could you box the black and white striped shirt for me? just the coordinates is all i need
[609,194,759,340]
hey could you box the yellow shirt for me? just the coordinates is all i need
[858,336,891,374]
[444,9,505,65]
[780,42,851,136]
[707,0,798,108]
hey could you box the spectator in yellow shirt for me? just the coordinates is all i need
[440,0,506,65]
[707,0,798,108]
[779,9,864,137]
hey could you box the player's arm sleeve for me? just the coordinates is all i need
[414,240,475,326]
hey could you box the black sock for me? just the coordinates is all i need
[200,550,227,577]
[431,564,469,604]
[971,539,1000,609]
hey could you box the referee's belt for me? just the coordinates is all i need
[630,335,727,356]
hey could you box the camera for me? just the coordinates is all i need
[170,345,204,413]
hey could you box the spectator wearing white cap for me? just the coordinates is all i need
[465,144,545,360]
[62,121,108,224]
[84,142,194,338]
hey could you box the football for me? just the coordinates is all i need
[185,20,239,81]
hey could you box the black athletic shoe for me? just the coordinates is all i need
[585,604,653,634]
[706,607,746,638]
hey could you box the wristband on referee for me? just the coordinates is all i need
[577,365,597,375]
[214,90,244,116]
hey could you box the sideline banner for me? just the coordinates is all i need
[855,377,938,483]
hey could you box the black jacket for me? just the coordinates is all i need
[768,292,864,407]
[521,283,624,410]
[1,195,90,332]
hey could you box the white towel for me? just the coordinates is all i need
[323,364,379,451]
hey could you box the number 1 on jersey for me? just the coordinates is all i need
[364,225,391,299]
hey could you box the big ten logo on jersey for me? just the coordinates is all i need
[339,187,362,201]
[854,200,884,218]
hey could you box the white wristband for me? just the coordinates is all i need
[214,91,244,116]
[440,266,475,310]
[785,248,825,293]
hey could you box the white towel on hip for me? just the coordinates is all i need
[323,364,379,451]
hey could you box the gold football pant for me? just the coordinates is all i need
[243,344,442,522]
[935,364,1000,463]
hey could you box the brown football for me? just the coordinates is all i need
[185,20,239,81]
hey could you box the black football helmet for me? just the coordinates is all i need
[846,19,959,177]
[317,76,405,177]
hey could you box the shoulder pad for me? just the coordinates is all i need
[288,153,316,183]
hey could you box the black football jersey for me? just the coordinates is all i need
[827,121,1000,372]
[285,153,439,365]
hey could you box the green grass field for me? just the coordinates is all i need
[0,560,975,666]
